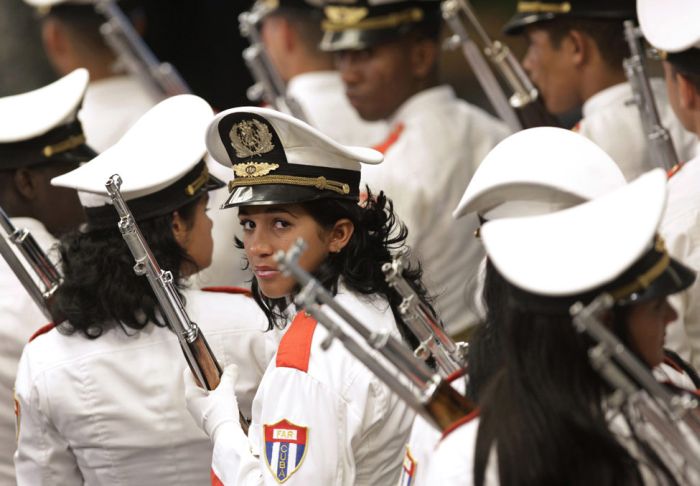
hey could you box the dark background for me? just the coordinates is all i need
[0,0,527,115]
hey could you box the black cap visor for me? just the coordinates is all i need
[222,183,356,209]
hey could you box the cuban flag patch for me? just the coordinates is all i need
[398,445,417,486]
[264,419,308,483]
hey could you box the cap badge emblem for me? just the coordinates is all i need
[232,161,279,178]
[229,119,275,158]
[324,6,369,26]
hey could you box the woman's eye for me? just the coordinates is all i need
[274,219,291,229]
[240,220,254,230]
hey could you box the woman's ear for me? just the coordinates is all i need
[328,218,354,254]
[171,210,189,247]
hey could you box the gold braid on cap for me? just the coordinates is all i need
[229,174,350,195]
[608,236,670,301]
[322,6,424,32]
[517,2,571,14]
[42,134,86,157]
[185,165,210,196]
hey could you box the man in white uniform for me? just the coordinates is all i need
[503,0,697,180]
[638,0,700,369]
[248,0,387,145]
[0,68,94,485]
[25,0,158,152]
[321,0,510,335]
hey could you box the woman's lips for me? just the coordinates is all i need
[254,266,279,279]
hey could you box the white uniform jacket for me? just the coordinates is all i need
[0,218,55,485]
[361,86,510,334]
[79,75,158,152]
[286,71,388,146]
[14,288,272,486]
[575,80,697,180]
[662,154,700,368]
[210,287,416,485]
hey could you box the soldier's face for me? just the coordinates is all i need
[624,297,677,368]
[239,204,351,299]
[30,162,85,237]
[335,40,417,121]
[173,195,214,276]
[522,27,582,115]
[662,61,694,132]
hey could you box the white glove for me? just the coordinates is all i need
[184,364,241,442]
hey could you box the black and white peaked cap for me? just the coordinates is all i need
[206,106,383,208]
[51,95,223,230]
[482,168,694,308]
[454,127,626,220]
[0,68,96,169]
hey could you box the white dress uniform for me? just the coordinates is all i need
[361,85,510,335]
[208,287,415,486]
[575,79,697,180]
[286,71,388,146]
[661,153,700,368]
[14,288,270,486]
[79,75,158,152]
[0,218,55,485]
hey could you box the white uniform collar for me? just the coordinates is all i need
[388,85,456,126]
[581,82,631,118]
[286,71,341,94]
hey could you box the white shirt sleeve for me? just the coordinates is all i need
[14,351,84,485]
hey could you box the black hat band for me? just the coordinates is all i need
[322,6,424,32]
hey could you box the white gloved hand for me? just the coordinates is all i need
[184,364,241,442]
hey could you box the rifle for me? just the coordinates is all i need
[571,294,700,484]
[383,247,467,376]
[238,4,308,121]
[94,0,191,100]
[105,174,221,391]
[441,0,559,129]
[275,239,475,433]
[0,205,62,322]
[623,20,679,172]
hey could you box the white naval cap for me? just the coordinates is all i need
[481,169,694,306]
[0,68,96,168]
[206,106,382,208]
[52,94,223,229]
[23,0,95,8]
[637,0,700,53]
[453,127,626,220]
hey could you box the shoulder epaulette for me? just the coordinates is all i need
[29,322,56,342]
[276,311,317,373]
[372,123,404,154]
[201,286,253,298]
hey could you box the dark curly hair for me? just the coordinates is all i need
[52,197,201,339]
[237,188,432,350]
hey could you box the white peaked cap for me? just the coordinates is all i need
[481,169,667,297]
[0,68,89,143]
[206,106,382,208]
[453,127,626,220]
[23,0,94,8]
[52,94,213,203]
[638,0,700,52]
[206,106,382,170]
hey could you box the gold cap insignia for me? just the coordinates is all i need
[229,119,275,158]
[324,6,369,26]
[42,133,86,157]
[185,165,210,196]
[517,2,571,14]
[233,162,279,178]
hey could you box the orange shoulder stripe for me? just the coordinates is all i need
[276,311,317,373]
[202,286,253,298]
[29,322,56,343]
[440,408,480,441]
[211,469,225,486]
[372,123,404,154]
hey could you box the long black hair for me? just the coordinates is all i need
[473,294,644,485]
[53,196,201,339]
[238,188,431,350]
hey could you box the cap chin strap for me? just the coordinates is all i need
[517,2,572,14]
[229,174,350,195]
[609,237,670,301]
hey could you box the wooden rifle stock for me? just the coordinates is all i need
[425,379,477,432]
